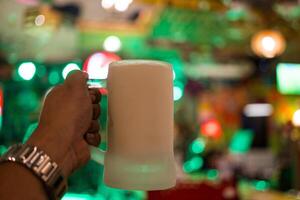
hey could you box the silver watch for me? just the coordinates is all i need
[0,144,67,199]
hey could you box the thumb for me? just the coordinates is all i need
[64,70,88,88]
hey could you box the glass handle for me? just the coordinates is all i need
[89,145,105,165]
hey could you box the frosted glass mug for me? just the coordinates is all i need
[89,60,176,190]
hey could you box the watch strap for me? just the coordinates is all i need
[0,144,67,200]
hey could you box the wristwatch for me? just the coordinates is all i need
[0,144,67,200]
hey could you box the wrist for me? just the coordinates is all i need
[26,127,76,177]
[0,144,68,199]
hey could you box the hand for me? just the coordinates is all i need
[27,71,101,177]
[85,88,102,146]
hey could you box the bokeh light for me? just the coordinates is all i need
[276,63,300,95]
[17,0,39,5]
[35,15,45,26]
[253,180,270,191]
[62,193,103,200]
[83,51,121,80]
[251,30,286,58]
[62,63,81,79]
[207,169,219,180]
[101,0,132,12]
[261,36,276,52]
[103,36,122,52]
[201,119,222,139]
[183,157,203,173]
[49,70,60,85]
[114,0,132,12]
[230,129,254,154]
[18,62,36,81]
[292,109,300,127]
[173,86,183,101]
[16,90,39,111]
[173,70,176,80]
[190,138,206,154]
[101,0,115,9]
[0,145,7,156]
[243,103,273,117]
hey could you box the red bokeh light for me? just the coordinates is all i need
[99,88,108,95]
[0,88,3,112]
[201,119,222,139]
[83,51,121,80]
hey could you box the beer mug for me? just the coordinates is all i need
[89,60,176,190]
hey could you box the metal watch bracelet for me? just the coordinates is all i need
[0,144,67,200]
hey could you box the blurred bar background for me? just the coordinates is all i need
[1,0,300,199]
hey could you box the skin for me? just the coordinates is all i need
[0,71,101,200]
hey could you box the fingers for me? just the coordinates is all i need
[92,104,101,119]
[64,70,88,88]
[89,89,101,119]
[85,89,101,147]
[89,88,101,104]
[87,120,100,132]
[85,133,101,147]
[85,120,101,146]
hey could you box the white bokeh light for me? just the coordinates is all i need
[101,0,133,12]
[244,103,273,117]
[103,36,122,52]
[35,15,45,26]
[86,53,108,79]
[206,123,219,135]
[18,62,36,80]
[115,0,132,11]
[293,109,300,127]
[101,0,115,9]
[173,70,176,80]
[62,63,80,79]
[173,86,183,101]
[261,36,276,52]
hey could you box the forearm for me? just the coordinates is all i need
[0,72,100,200]
[0,162,48,200]
[0,128,72,200]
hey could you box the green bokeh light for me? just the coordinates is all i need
[62,193,104,200]
[183,157,203,173]
[276,63,300,95]
[0,115,2,131]
[190,157,203,169]
[36,65,47,78]
[0,145,7,156]
[49,70,61,85]
[173,70,176,80]
[17,90,39,111]
[207,169,219,180]
[226,9,246,21]
[230,129,253,154]
[190,138,206,154]
[253,180,270,191]
[183,162,193,173]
